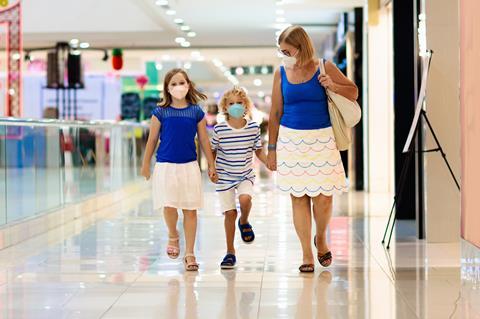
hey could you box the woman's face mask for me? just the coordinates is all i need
[280,48,299,69]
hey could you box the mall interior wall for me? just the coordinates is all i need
[424,0,461,243]
[460,0,480,249]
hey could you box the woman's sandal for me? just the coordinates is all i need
[220,253,237,269]
[314,235,333,268]
[238,220,255,244]
[166,236,180,259]
[299,264,315,273]
[183,254,199,272]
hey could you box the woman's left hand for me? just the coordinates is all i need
[318,74,337,91]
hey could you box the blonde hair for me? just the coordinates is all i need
[159,68,207,107]
[219,86,253,120]
[278,25,316,66]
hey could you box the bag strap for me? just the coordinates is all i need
[319,58,326,76]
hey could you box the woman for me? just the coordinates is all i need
[267,25,358,272]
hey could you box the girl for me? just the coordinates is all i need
[211,86,267,269]
[141,68,217,272]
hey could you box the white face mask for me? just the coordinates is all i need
[281,49,298,69]
[169,85,189,100]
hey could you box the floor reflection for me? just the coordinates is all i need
[0,177,477,318]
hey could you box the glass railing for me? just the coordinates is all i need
[0,118,149,226]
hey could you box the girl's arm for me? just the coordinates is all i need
[197,118,218,182]
[324,61,359,101]
[267,67,284,171]
[141,116,161,180]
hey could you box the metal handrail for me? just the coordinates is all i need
[0,117,150,129]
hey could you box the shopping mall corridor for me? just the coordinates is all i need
[0,175,472,319]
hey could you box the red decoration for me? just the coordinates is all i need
[112,48,123,71]
[135,75,149,89]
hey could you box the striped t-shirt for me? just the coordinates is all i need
[211,120,262,192]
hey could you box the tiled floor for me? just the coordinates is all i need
[0,175,478,319]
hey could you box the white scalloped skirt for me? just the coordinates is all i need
[277,125,348,197]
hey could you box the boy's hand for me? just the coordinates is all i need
[208,165,218,183]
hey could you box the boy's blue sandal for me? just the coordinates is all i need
[220,254,237,269]
[238,220,255,243]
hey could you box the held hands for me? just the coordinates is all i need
[208,164,218,183]
[266,151,277,171]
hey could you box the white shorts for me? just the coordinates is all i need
[217,180,254,212]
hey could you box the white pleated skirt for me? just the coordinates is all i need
[277,125,348,197]
[152,161,204,210]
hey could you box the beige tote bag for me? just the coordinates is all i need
[319,59,361,151]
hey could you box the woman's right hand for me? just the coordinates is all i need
[141,164,151,180]
[267,151,277,171]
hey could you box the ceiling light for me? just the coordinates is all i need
[187,31,197,37]
[261,66,269,74]
[213,92,220,98]
[155,62,163,70]
[155,0,168,6]
[70,39,79,46]
[180,25,191,31]
[275,0,284,5]
[174,18,184,24]
[212,59,223,67]
[276,17,286,23]
[235,67,244,75]
[166,9,176,15]
[275,23,291,30]
[180,41,191,47]
[162,54,171,61]
[254,79,262,86]
[80,42,90,49]
[11,52,20,60]
[224,71,231,77]
[276,9,285,15]
[258,91,265,98]
[175,37,186,43]
[184,62,192,69]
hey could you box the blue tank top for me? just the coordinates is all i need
[152,104,205,164]
[279,66,331,130]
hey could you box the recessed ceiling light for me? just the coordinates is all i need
[174,18,184,24]
[276,9,285,15]
[180,41,191,47]
[175,37,186,43]
[155,62,163,70]
[155,0,168,6]
[254,79,262,86]
[276,17,286,23]
[235,67,244,75]
[180,25,191,31]
[80,42,90,49]
[187,31,197,38]
[261,66,269,74]
[70,39,79,45]
[184,62,192,69]
[166,9,176,15]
